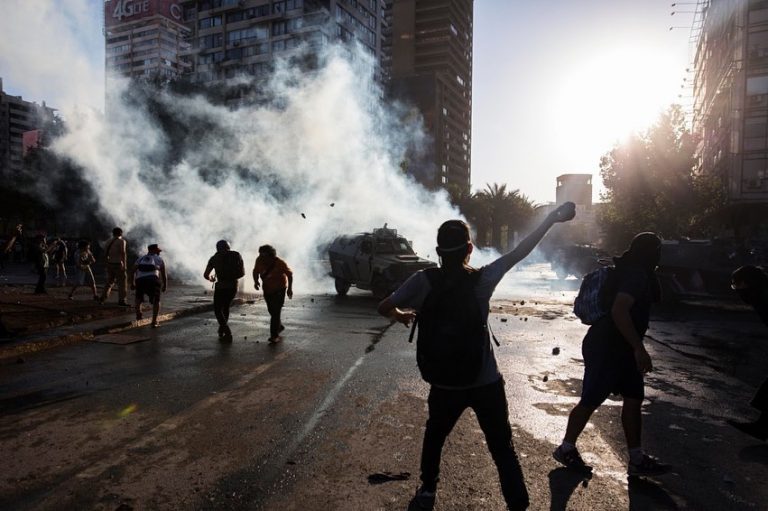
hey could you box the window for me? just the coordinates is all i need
[743,157,768,190]
[272,39,286,52]
[747,75,768,108]
[286,0,303,9]
[273,1,286,14]
[228,26,269,44]
[199,16,222,29]
[287,17,302,32]
[744,116,768,150]
[273,20,288,36]
[199,33,224,49]
[225,48,242,60]
[244,42,269,56]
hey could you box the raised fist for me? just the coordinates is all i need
[550,201,576,223]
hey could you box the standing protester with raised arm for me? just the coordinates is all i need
[131,244,167,328]
[378,202,575,511]
[253,245,293,343]
[204,240,245,340]
[728,265,768,441]
[554,232,670,476]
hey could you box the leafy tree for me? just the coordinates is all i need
[598,105,725,250]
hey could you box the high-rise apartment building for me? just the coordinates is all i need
[693,0,768,219]
[176,0,385,85]
[386,0,473,194]
[0,78,56,175]
[104,0,192,80]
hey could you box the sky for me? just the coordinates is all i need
[0,0,696,204]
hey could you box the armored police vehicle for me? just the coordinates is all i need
[328,224,437,298]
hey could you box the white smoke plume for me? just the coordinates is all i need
[53,44,462,291]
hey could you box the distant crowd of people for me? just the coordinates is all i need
[0,225,293,340]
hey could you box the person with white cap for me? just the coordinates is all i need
[131,243,167,328]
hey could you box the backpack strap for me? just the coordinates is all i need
[408,268,441,343]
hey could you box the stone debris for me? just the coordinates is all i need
[552,347,560,355]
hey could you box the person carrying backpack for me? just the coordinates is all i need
[204,240,245,340]
[130,244,167,328]
[553,232,671,477]
[377,202,575,511]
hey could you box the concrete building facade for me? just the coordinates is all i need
[386,0,473,194]
[175,0,385,85]
[693,0,768,231]
[0,78,56,175]
[104,0,193,80]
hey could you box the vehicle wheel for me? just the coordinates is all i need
[334,278,351,296]
[371,276,390,299]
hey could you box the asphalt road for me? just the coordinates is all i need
[1,269,767,510]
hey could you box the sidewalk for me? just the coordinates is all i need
[0,263,254,361]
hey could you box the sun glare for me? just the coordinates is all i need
[551,46,680,161]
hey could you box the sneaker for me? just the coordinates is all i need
[408,486,436,511]
[268,336,282,344]
[151,321,160,328]
[727,419,768,441]
[553,445,592,472]
[627,454,670,477]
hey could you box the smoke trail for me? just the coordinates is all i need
[53,44,460,291]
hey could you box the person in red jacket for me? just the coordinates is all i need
[253,245,293,343]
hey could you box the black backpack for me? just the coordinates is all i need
[410,267,487,386]
[214,251,245,282]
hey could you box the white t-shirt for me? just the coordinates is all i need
[388,251,521,389]
[134,254,164,280]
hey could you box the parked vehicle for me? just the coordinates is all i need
[328,224,436,298]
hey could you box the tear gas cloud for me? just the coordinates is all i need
[53,44,463,291]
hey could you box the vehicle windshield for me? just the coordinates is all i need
[375,238,414,255]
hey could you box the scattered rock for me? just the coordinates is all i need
[301,213,306,219]
[330,203,335,207]
[500,317,508,322]
[543,375,549,382]
[520,300,525,306]
[524,317,528,322]
[552,347,560,355]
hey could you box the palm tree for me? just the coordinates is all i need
[471,183,536,250]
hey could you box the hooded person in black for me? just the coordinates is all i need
[554,232,671,476]
[728,265,768,441]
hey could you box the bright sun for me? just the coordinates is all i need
[551,46,681,160]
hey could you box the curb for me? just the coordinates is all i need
[0,298,247,362]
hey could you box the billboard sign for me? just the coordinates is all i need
[105,0,183,27]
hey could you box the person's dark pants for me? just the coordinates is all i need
[214,287,237,327]
[420,378,529,510]
[34,263,47,294]
[264,289,286,338]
